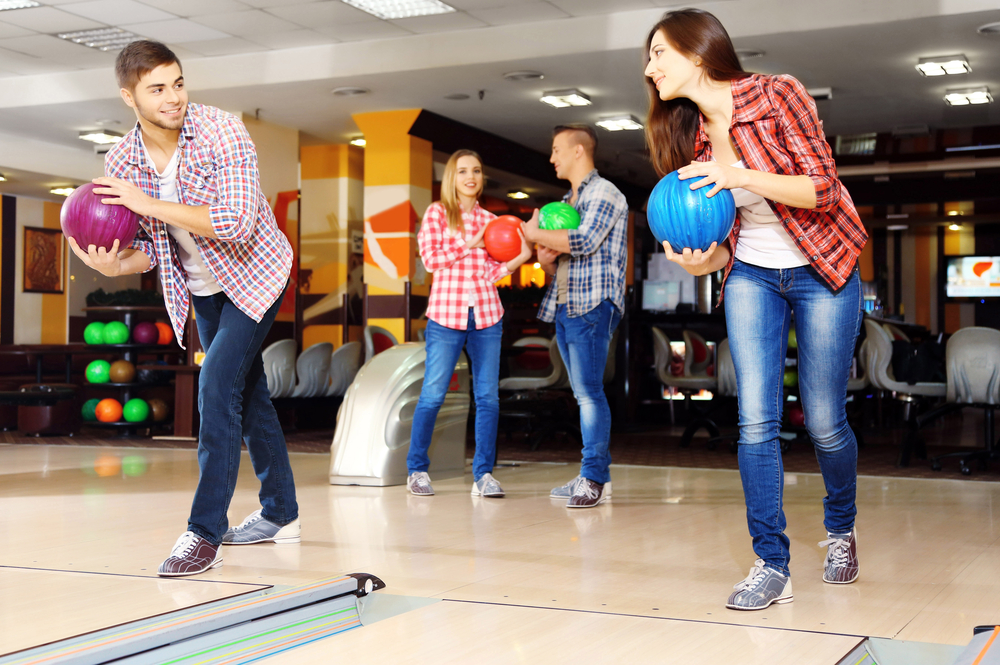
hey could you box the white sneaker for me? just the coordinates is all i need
[471,473,505,497]
[407,471,434,496]
[223,509,301,545]
[551,475,611,500]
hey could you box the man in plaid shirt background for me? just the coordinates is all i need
[523,124,629,509]
[68,40,299,577]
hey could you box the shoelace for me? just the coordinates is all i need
[734,560,768,591]
[818,536,850,566]
[170,532,199,558]
[572,481,599,500]
[237,510,264,531]
[413,472,431,488]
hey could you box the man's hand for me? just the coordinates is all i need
[68,237,123,277]
[521,209,540,244]
[536,245,560,276]
[92,176,156,217]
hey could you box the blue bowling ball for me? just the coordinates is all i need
[647,171,736,253]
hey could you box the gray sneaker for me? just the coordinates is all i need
[819,527,859,584]
[726,559,793,610]
[471,472,504,497]
[222,510,300,545]
[407,471,434,496]
[550,475,612,500]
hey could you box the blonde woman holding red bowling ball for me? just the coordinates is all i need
[408,149,532,498]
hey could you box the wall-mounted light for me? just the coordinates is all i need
[507,191,529,200]
[50,187,76,196]
[916,54,971,76]
[350,137,366,148]
[596,115,643,132]
[540,89,591,108]
[944,86,993,105]
[79,129,123,145]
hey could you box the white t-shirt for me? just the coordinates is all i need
[729,160,809,269]
[141,140,222,296]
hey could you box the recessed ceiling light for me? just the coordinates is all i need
[0,174,6,182]
[944,86,992,106]
[50,187,76,197]
[886,224,909,231]
[340,0,455,20]
[444,93,469,100]
[916,55,971,76]
[977,22,1000,37]
[735,49,765,60]
[79,129,123,145]
[595,115,643,132]
[57,27,141,51]
[0,0,39,10]
[949,222,963,230]
[350,137,366,147]
[540,88,591,108]
[807,87,832,101]
[503,71,544,81]
[507,191,529,200]
[332,86,370,96]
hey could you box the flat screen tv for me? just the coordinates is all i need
[944,256,1000,298]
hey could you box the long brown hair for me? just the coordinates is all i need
[440,149,484,235]
[644,9,751,177]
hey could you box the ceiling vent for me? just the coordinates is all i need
[735,49,765,60]
[977,22,1000,37]
[332,87,370,96]
[503,71,544,81]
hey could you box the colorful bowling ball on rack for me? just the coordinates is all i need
[155,322,173,346]
[108,359,136,384]
[783,368,798,388]
[101,321,130,345]
[647,171,736,253]
[94,398,122,422]
[81,398,100,422]
[83,321,106,345]
[133,321,159,345]
[788,328,797,349]
[483,215,524,263]
[538,201,580,230]
[86,359,111,384]
[122,398,149,423]
[148,398,171,422]
[137,360,169,384]
[787,404,805,428]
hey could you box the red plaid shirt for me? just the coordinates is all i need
[418,202,509,330]
[694,74,867,299]
[105,104,292,347]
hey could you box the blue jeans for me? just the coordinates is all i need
[407,310,502,481]
[188,286,298,545]
[724,260,862,575]
[556,301,621,485]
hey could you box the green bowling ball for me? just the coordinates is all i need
[102,321,130,345]
[83,321,106,345]
[538,202,580,231]
[122,398,149,423]
[788,328,797,349]
[81,398,100,422]
[86,359,111,384]
[783,368,798,388]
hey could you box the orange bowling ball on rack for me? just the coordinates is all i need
[94,398,123,423]
[155,322,173,345]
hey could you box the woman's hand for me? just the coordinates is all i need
[466,220,489,250]
[677,160,747,198]
[68,237,123,277]
[505,228,534,272]
[662,240,730,276]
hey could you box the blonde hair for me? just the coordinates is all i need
[440,149,484,234]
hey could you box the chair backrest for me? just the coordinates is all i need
[364,325,398,363]
[864,318,896,390]
[683,329,712,376]
[261,339,297,398]
[946,327,1000,405]
[292,342,333,397]
[497,336,566,391]
[509,336,553,378]
[326,341,363,397]
[883,322,910,343]
[716,338,737,397]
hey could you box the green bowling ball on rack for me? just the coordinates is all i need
[122,398,150,423]
[538,202,580,231]
[81,398,100,422]
[102,321,130,345]
[83,322,106,345]
[85,359,111,384]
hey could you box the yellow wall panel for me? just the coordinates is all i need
[303,324,343,349]
[366,317,404,343]
[41,201,66,344]
[301,145,344,180]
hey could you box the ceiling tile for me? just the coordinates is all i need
[0,21,36,39]
[121,18,232,43]
[264,2,374,28]
[134,0,251,17]
[0,35,115,66]
[180,36,268,56]
[0,46,67,75]
[389,11,488,34]
[547,0,655,16]
[446,0,541,9]
[244,28,336,48]
[313,20,410,41]
[240,0,325,7]
[192,9,301,37]
[59,0,178,24]
[0,7,106,33]
[468,2,569,26]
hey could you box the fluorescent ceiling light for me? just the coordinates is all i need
[808,87,832,100]
[916,55,971,77]
[944,86,993,106]
[507,191,529,200]
[0,1,39,10]
[350,138,366,147]
[79,129,123,145]
[886,224,909,231]
[340,0,455,20]
[596,115,643,132]
[50,187,76,197]
[58,28,141,52]
[540,89,591,108]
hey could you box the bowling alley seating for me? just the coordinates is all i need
[325,342,362,397]
[498,337,576,449]
[364,325,398,364]
[15,384,81,436]
[863,318,946,466]
[500,336,555,386]
[916,327,1000,476]
[652,327,725,448]
[882,322,911,342]
[262,339,297,399]
[291,342,333,398]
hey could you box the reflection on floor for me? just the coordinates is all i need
[1,443,997,664]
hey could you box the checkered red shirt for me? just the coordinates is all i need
[105,103,292,347]
[694,74,868,300]
[418,201,509,330]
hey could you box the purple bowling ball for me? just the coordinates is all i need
[133,321,159,345]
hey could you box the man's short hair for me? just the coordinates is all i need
[553,123,598,159]
[115,40,181,92]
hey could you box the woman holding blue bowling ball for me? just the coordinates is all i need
[642,9,867,611]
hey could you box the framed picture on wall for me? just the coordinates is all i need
[23,226,64,294]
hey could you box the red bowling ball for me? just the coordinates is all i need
[133,321,159,345]
[483,215,523,263]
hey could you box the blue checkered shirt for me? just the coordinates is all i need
[537,170,629,322]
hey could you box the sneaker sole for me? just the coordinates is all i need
[471,490,505,497]
[725,594,793,611]
[223,535,301,546]
[158,557,223,577]
[823,568,859,584]
[565,496,610,509]
[408,489,434,496]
